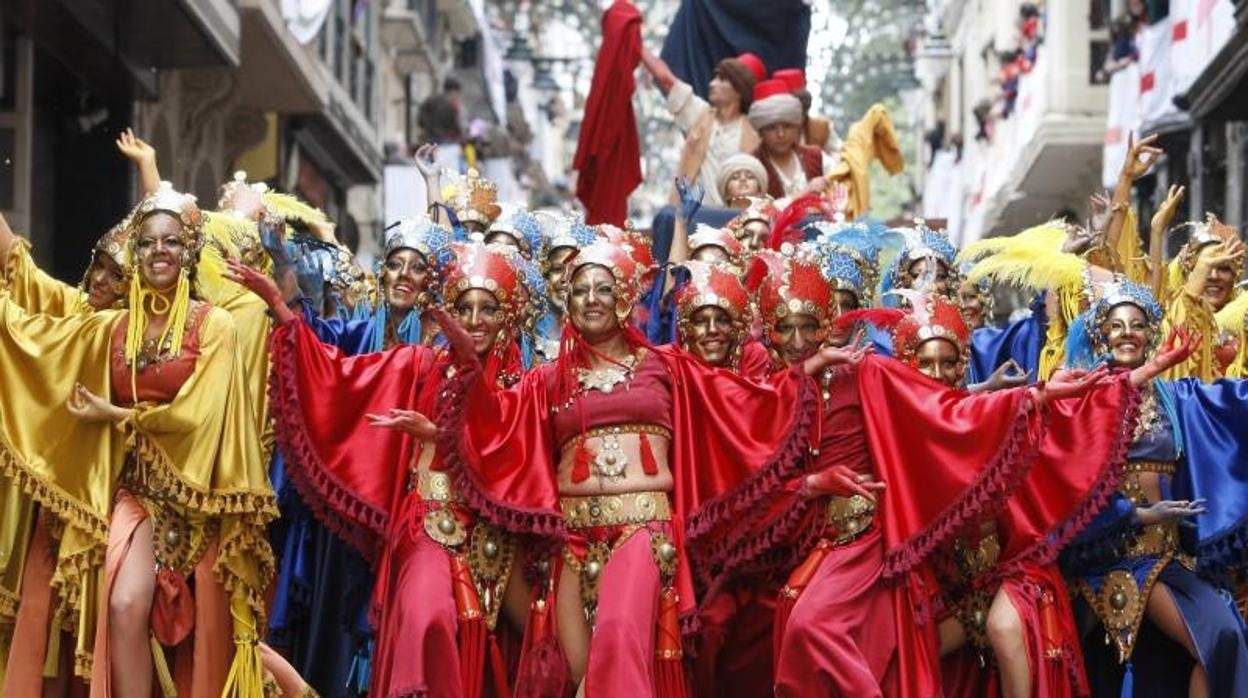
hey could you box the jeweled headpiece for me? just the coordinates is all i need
[487,206,544,257]
[596,223,656,287]
[688,223,746,269]
[442,242,527,326]
[674,260,752,327]
[93,220,133,270]
[566,240,642,317]
[126,182,205,266]
[881,220,958,300]
[1176,214,1243,276]
[748,248,835,329]
[890,289,971,378]
[385,214,452,261]
[442,168,502,227]
[726,197,778,241]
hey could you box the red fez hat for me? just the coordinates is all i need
[737,52,767,82]
[752,78,791,102]
[773,68,806,91]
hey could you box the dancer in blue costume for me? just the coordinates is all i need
[1062,280,1248,698]
[266,215,451,694]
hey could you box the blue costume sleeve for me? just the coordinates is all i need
[968,293,1047,385]
[1166,377,1248,577]
[297,296,383,355]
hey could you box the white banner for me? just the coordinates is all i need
[1136,17,1180,127]
[1168,0,1236,96]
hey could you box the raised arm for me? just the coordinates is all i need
[115,128,161,196]
[414,143,447,227]
[640,46,678,94]
[1149,184,1185,298]
[1105,132,1162,255]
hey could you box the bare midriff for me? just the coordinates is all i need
[556,432,674,496]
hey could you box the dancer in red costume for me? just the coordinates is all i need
[701,253,1164,697]
[435,238,824,697]
[248,242,541,698]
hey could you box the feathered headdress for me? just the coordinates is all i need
[1065,279,1163,369]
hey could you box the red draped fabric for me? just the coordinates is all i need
[573,1,643,225]
[268,318,435,562]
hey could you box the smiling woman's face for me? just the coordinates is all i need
[1103,303,1150,368]
[568,265,621,341]
[134,213,187,291]
[382,248,429,311]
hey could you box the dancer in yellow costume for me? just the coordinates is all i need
[0,184,276,697]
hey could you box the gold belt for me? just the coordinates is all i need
[559,423,674,454]
[1125,522,1180,559]
[561,491,672,529]
[1123,460,1177,476]
[954,529,1001,580]
[826,494,876,545]
[407,470,456,502]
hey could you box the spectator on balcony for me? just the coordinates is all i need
[418,77,466,173]
[640,48,763,207]
[1096,15,1140,82]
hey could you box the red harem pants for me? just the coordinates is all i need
[371,494,469,698]
[566,520,683,698]
[773,528,898,697]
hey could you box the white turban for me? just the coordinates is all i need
[747,93,803,130]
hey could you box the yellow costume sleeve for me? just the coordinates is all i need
[125,307,277,689]
[0,238,87,316]
[0,295,123,676]
[1116,207,1150,285]
[197,217,276,463]
[1161,290,1219,381]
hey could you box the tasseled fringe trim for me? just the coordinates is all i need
[685,367,818,547]
[435,366,567,540]
[988,377,1142,586]
[267,325,387,564]
[699,490,824,586]
[0,438,109,542]
[215,517,278,637]
[882,396,1040,581]
[222,637,266,698]
[128,436,278,519]
[1196,517,1248,583]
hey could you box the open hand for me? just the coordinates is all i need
[800,465,886,501]
[1136,499,1206,526]
[115,128,156,167]
[1087,191,1113,236]
[224,258,283,307]
[66,383,124,423]
[1042,363,1110,402]
[365,408,439,439]
[1147,326,1202,375]
[803,342,873,376]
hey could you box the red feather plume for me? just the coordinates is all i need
[744,256,770,293]
[832,307,905,335]
[765,193,828,251]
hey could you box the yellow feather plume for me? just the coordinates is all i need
[956,222,1068,265]
[1215,289,1248,334]
[261,190,330,225]
[966,246,1085,295]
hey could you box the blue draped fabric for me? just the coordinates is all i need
[659,0,811,99]
[968,294,1047,385]
[1166,377,1248,575]
[267,298,394,695]
[1066,383,1248,698]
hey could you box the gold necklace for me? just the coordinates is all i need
[1132,384,1161,442]
[576,354,638,394]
